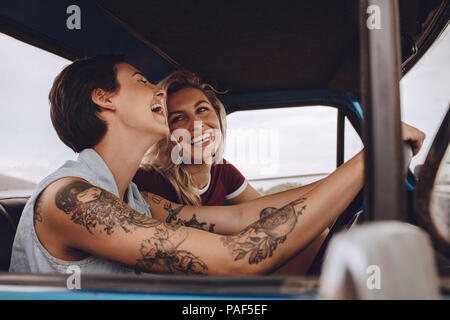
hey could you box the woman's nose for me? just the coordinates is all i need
[155,88,166,98]
[154,87,166,99]
[188,116,203,132]
[149,83,166,99]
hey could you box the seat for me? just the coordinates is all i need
[0,197,29,271]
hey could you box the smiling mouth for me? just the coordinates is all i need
[191,132,213,146]
[150,103,164,116]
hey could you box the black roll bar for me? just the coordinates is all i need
[359,0,407,221]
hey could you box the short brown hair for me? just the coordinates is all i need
[49,55,125,153]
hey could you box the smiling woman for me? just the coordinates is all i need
[134,70,237,206]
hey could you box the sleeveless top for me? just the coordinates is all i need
[9,148,152,275]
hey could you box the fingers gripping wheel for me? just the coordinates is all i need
[403,141,414,180]
[306,142,415,276]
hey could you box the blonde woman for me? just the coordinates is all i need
[133,71,323,207]
[133,71,257,206]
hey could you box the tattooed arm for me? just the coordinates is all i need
[140,177,325,235]
[141,123,425,235]
[35,177,232,275]
[219,150,365,272]
[35,151,363,275]
[140,192,241,235]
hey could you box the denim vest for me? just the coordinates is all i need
[9,149,151,275]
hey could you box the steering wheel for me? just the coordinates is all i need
[306,142,415,276]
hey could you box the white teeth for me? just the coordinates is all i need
[192,132,212,145]
[151,103,162,111]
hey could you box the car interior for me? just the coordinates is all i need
[0,0,448,297]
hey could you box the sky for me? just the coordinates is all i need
[0,24,449,188]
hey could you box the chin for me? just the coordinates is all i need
[155,122,170,135]
[143,126,169,144]
[156,129,170,140]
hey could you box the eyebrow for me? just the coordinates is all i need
[132,71,146,78]
[168,100,210,117]
[194,100,210,107]
[168,110,184,117]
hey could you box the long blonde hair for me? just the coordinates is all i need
[141,70,227,205]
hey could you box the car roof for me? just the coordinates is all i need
[0,0,448,107]
[98,0,362,95]
[93,0,450,94]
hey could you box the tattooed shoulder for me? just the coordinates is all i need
[55,180,161,235]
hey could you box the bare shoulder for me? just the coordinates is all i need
[34,178,215,274]
[33,177,93,259]
[40,178,161,235]
[35,177,88,220]
[34,177,165,259]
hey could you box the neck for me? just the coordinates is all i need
[184,163,212,189]
[94,129,160,200]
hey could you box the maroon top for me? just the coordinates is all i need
[133,160,248,205]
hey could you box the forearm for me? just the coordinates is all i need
[220,150,365,274]
[142,193,242,235]
[143,151,361,236]
[235,178,325,227]
[263,178,325,205]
